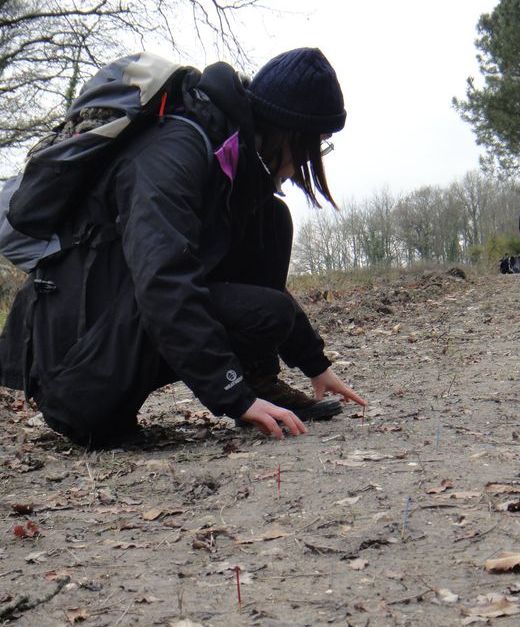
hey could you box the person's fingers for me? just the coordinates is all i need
[256,414,284,439]
[341,387,368,406]
[269,407,307,436]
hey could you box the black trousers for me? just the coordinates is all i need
[34,199,298,443]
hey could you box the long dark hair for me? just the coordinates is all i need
[257,124,338,209]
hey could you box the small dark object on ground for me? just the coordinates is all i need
[499,255,520,274]
[446,267,467,280]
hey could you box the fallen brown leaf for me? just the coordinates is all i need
[332,459,366,468]
[25,550,47,563]
[433,491,480,500]
[66,607,89,624]
[496,500,520,512]
[375,424,402,433]
[236,526,290,544]
[485,552,520,572]
[143,508,164,521]
[13,520,40,539]
[11,503,34,515]
[44,569,75,581]
[485,482,520,495]
[350,449,393,461]
[426,479,453,494]
[104,541,148,550]
[135,595,161,604]
[461,593,520,623]
[435,587,459,604]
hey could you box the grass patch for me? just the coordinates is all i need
[288,261,474,294]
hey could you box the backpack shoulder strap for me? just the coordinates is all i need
[167,115,213,166]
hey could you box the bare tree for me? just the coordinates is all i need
[0,0,260,169]
[291,174,520,275]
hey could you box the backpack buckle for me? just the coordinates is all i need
[34,279,57,294]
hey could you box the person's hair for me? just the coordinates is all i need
[257,124,338,209]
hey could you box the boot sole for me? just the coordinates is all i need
[292,399,343,422]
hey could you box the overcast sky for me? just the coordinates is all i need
[156,0,499,227]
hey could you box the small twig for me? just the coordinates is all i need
[0,596,29,620]
[277,464,281,499]
[0,569,23,578]
[321,434,342,443]
[386,588,431,606]
[401,496,412,538]
[114,599,134,625]
[234,566,242,610]
[445,374,457,397]
[0,576,70,620]
[298,516,322,532]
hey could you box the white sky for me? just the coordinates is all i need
[259,0,499,225]
[155,0,499,227]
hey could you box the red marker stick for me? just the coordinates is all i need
[235,565,242,609]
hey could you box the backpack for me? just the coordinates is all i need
[0,51,213,273]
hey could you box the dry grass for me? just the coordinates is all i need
[288,261,476,294]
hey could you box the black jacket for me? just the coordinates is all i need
[1,63,331,420]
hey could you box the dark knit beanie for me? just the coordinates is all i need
[248,47,346,134]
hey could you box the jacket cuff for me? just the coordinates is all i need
[298,353,332,379]
[208,382,257,422]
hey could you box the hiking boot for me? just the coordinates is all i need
[247,374,342,422]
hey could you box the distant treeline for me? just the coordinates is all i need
[292,171,520,274]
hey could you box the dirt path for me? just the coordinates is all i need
[1,271,520,626]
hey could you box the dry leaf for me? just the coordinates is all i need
[119,495,143,506]
[169,620,204,627]
[25,550,47,563]
[426,479,453,494]
[461,617,490,625]
[11,503,34,515]
[375,424,402,433]
[236,526,290,544]
[66,607,89,624]
[496,500,520,512]
[334,496,361,506]
[462,593,520,622]
[349,558,368,570]
[13,520,40,539]
[433,491,480,500]
[332,459,366,468]
[485,552,520,572]
[349,450,396,462]
[143,508,163,521]
[485,482,520,495]
[449,491,481,499]
[135,595,161,604]
[435,587,459,604]
[104,540,148,550]
[373,511,392,522]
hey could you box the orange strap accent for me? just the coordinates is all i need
[158,92,168,117]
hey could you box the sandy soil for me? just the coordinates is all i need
[1,269,520,627]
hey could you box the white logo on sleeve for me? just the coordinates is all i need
[224,369,243,390]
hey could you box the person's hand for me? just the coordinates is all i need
[240,398,308,439]
[311,367,367,407]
